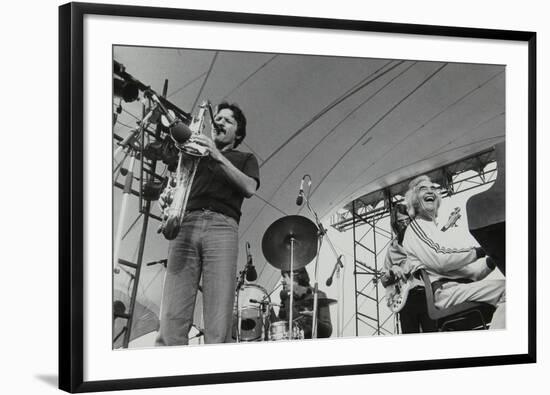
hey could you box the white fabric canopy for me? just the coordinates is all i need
[112,46,504,340]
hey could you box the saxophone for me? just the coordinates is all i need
[157,100,214,240]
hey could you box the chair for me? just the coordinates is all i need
[419,269,495,331]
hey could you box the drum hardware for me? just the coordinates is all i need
[268,320,304,341]
[261,215,318,271]
[232,283,271,342]
[262,214,319,338]
[294,297,337,309]
[295,175,345,338]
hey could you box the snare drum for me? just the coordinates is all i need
[232,284,270,341]
[268,321,304,341]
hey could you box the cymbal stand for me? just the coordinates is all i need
[289,237,295,340]
[302,176,345,338]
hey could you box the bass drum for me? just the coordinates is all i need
[232,284,270,341]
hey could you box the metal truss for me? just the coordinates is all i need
[112,79,174,348]
[336,148,499,337]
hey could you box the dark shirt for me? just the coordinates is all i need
[186,149,260,222]
[278,289,333,339]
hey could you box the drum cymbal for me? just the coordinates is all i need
[295,297,337,309]
[262,215,318,271]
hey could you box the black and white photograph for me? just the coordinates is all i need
[112,45,507,349]
[55,2,537,392]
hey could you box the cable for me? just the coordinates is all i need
[239,60,402,239]
[264,61,417,210]
[260,59,401,168]
[252,194,288,216]
[332,70,505,206]
[222,54,278,100]
[190,51,219,114]
[167,71,208,99]
[326,128,504,219]
[115,120,138,130]
[240,141,264,163]
[121,213,143,241]
[304,63,449,205]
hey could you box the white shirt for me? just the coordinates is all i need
[403,217,492,283]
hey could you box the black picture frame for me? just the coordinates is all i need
[59,2,537,392]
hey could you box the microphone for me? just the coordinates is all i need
[296,177,305,206]
[170,122,193,144]
[245,242,257,282]
[326,255,343,287]
[249,298,269,305]
[113,300,126,317]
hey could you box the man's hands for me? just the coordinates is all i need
[381,265,409,287]
[158,182,174,213]
[190,134,223,162]
[390,265,408,282]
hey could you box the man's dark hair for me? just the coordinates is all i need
[217,102,247,148]
[282,267,310,287]
[390,203,409,235]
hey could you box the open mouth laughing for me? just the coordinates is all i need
[424,194,436,203]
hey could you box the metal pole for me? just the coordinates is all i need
[311,236,323,339]
[122,198,152,348]
[373,220,380,336]
[113,153,136,273]
[289,237,294,340]
[120,104,161,348]
[352,200,359,337]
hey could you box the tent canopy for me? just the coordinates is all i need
[113,46,504,304]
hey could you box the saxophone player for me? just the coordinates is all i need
[155,102,260,346]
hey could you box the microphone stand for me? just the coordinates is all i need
[302,177,346,338]
[234,260,248,343]
[113,100,158,159]
[326,255,345,337]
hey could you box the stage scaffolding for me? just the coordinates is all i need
[112,72,190,348]
[330,147,499,337]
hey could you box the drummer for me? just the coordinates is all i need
[277,268,333,339]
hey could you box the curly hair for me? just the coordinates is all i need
[404,175,440,218]
[217,102,247,148]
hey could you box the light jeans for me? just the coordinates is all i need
[155,209,239,345]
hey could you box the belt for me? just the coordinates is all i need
[187,207,218,214]
[186,208,239,224]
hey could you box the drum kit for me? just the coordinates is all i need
[232,214,339,342]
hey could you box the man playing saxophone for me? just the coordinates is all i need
[155,102,260,346]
